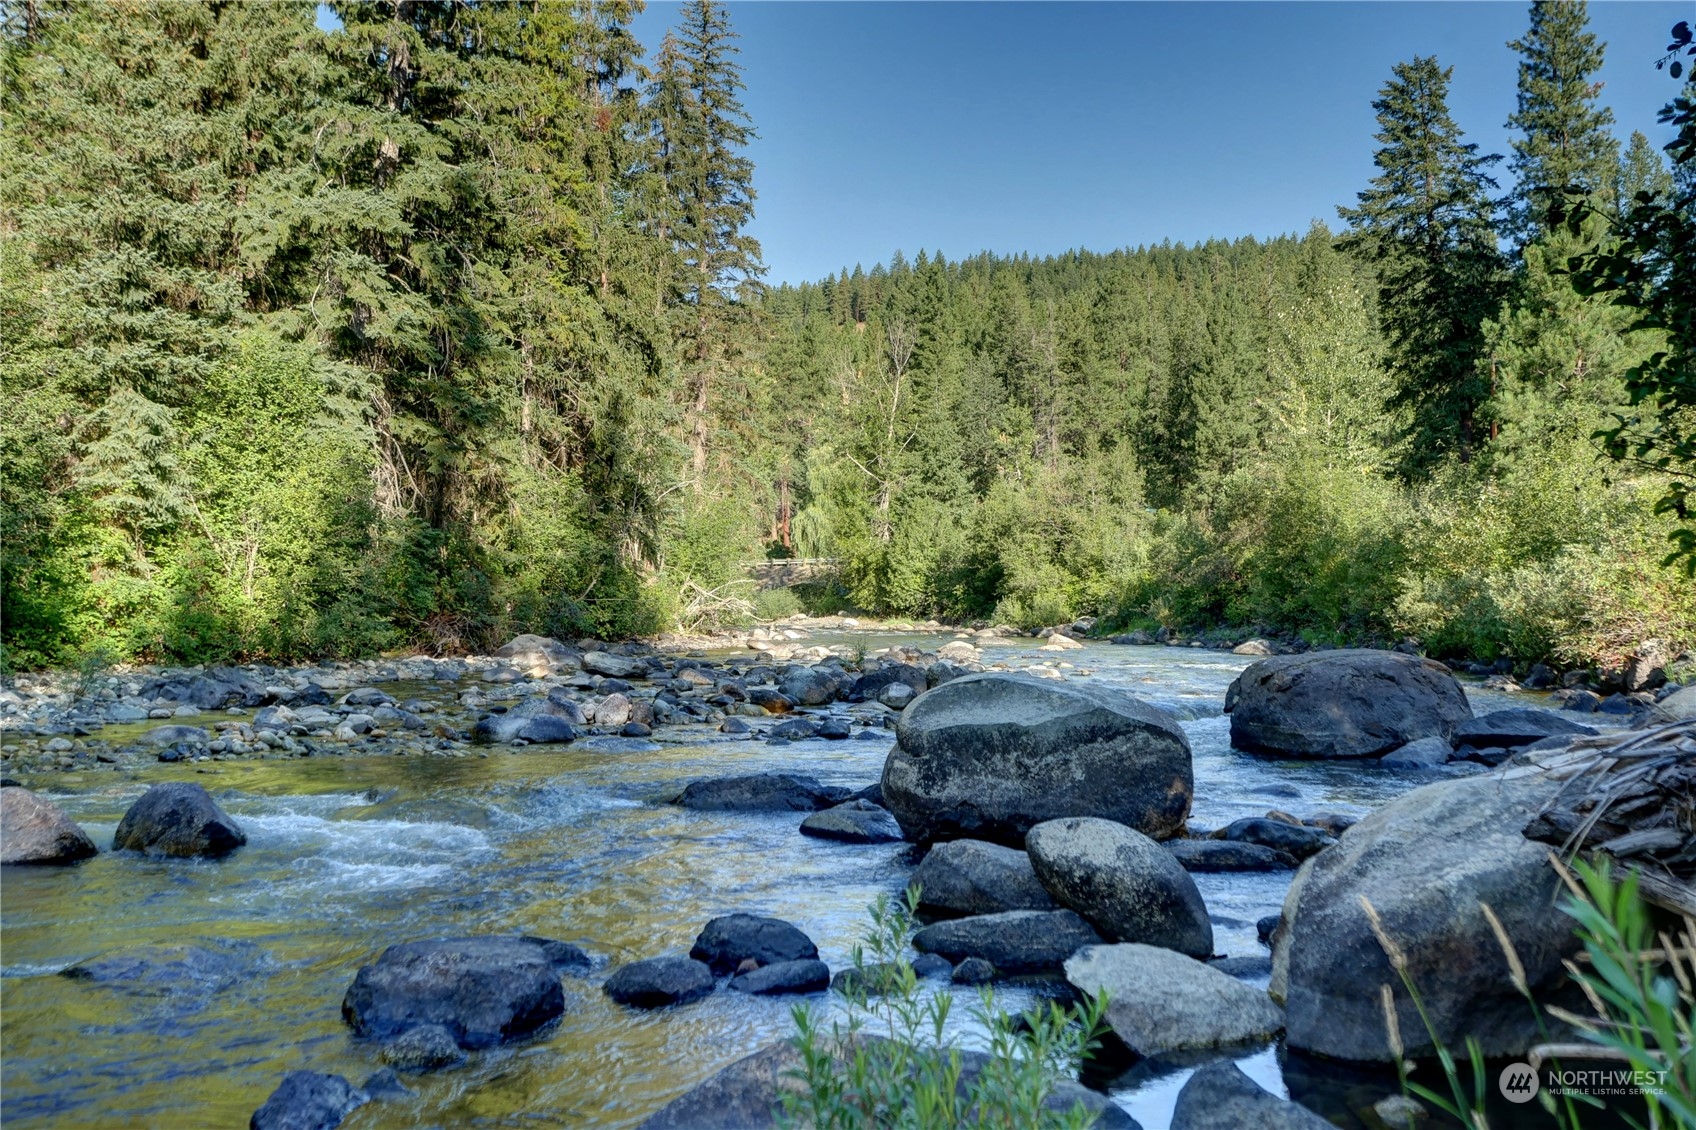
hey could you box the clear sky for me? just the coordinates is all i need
[316,2,1690,286]
[624,1,1688,285]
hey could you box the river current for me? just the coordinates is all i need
[0,633,1540,1129]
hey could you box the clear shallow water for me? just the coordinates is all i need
[0,638,1555,1129]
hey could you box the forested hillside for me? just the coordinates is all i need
[4,0,1693,674]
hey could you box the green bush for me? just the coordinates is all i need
[784,888,1110,1130]
[754,586,803,621]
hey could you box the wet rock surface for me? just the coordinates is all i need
[111,782,246,858]
[341,936,570,1049]
[0,786,98,864]
[1226,650,1473,758]
[882,672,1193,845]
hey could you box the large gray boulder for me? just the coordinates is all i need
[635,1038,1141,1130]
[581,651,649,680]
[341,937,569,1049]
[910,910,1102,974]
[1169,1062,1331,1130]
[112,783,246,858]
[1026,817,1213,958]
[1226,650,1473,758]
[910,840,1057,916]
[882,672,1192,845]
[1064,944,1284,1055]
[1,787,98,865]
[1276,766,1581,1061]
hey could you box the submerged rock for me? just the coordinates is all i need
[0,787,98,864]
[378,1023,466,1073]
[1065,944,1283,1056]
[729,958,830,995]
[910,839,1057,916]
[882,672,1193,845]
[674,774,851,812]
[798,799,904,843]
[1225,650,1472,758]
[1026,817,1213,958]
[112,782,246,858]
[604,956,715,1008]
[249,1071,367,1130]
[341,936,568,1049]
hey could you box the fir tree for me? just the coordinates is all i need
[1619,129,1675,203]
[1504,0,1619,244]
[1338,56,1507,472]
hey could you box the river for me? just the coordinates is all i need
[0,632,1546,1129]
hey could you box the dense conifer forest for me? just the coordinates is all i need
[3,0,1693,673]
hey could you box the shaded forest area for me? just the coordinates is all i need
[3,0,1694,673]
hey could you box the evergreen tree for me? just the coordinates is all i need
[649,0,764,485]
[1338,56,1506,472]
[1504,0,1619,244]
[1618,129,1675,203]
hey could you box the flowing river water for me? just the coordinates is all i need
[0,633,1551,1129]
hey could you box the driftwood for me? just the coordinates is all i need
[1520,720,1696,915]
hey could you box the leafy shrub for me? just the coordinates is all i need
[784,888,1109,1130]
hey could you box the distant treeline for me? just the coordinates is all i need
[3,1,1692,672]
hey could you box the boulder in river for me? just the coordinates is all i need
[881,672,1193,845]
[1225,650,1472,758]
[848,664,929,704]
[1165,839,1295,872]
[1025,817,1213,958]
[910,909,1102,974]
[342,936,568,1049]
[581,651,649,680]
[604,956,715,1008]
[1275,767,1582,1061]
[910,839,1057,916]
[674,774,851,812]
[1451,708,1597,749]
[1065,943,1284,1056]
[634,1038,1140,1130]
[1169,1061,1331,1130]
[729,958,830,995]
[249,1070,367,1130]
[472,696,582,743]
[798,799,904,843]
[1215,817,1335,861]
[1377,735,1454,769]
[61,939,265,998]
[691,914,818,974]
[112,782,246,858]
[0,787,98,865]
[140,724,210,746]
[494,634,579,675]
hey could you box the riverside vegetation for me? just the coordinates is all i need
[4,2,1696,679]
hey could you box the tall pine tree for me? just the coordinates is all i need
[649,0,763,487]
[1338,56,1507,472]
[1503,0,1619,244]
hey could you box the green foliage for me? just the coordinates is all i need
[783,888,1110,1130]
[1551,26,1696,570]
[1337,56,1507,473]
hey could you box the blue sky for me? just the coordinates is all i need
[320,2,1690,286]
